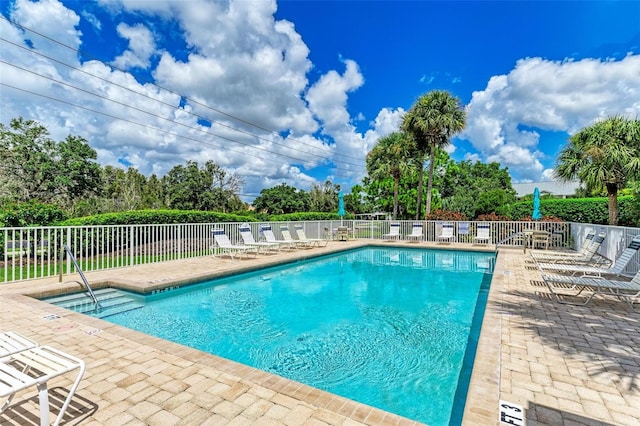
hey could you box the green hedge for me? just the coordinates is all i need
[57,210,256,226]
[0,201,67,227]
[268,212,350,222]
[509,196,638,226]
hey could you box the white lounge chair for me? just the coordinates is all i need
[530,232,607,265]
[293,225,328,247]
[406,223,423,243]
[210,229,258,259]
[473,223,491,245]
[538,235,640,277]
[541,269,640,310]
[436,223,454,244]
[260,224,296,250]
[0,343,86,426]
[383,223,401,241]
[280,226,310,248]
[0,331,37,356]
[238,223,280,253]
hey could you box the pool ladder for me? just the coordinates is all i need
[59,244,101,310]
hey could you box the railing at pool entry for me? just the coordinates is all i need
[2,221,639,283]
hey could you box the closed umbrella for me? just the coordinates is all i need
[532,187,542,220]
[338,191,345,224]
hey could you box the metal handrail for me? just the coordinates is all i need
[60,244,100,308]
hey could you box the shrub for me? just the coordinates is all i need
[0,201,67,227]
[57,210,255,226]
[425,209,468,221]
[476,212,511,222]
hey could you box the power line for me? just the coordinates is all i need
[0,82,362,181]
[0,15,368,166]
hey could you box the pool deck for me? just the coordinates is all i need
[1,240,639,425]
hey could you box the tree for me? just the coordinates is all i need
[366,132,415,219]
[162,160,244,211]
[402,91,466,219]
[308,180,340,212]
[555,116,640,225]
[252,184,309,214]
[0,117,102,208]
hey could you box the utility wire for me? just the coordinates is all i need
[1,82,361,180]
[0,15,367,165]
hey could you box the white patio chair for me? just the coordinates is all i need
[0,344,86,426]
[538,235,640,278]
[436,223,454,244]
[406,223,423,243]
[473,223,491,246]
[293,225,328,247]
[238,223,280,253]
[382,223,401,241]
[210,229,258,259]
[259,224,296,250]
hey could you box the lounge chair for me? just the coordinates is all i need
[0,331,37,356]
[530,232,607,265]
[436,223,455,244]
[293,225,328,247]
[538,235,640,277]
[238,223,281,253]
[473,223,491,246]
[280,226,310,248]
[0,343,86,426]
[4,241,30,258]
[210,229,258,259]
[406,223,423,243]
[259,224,296,250]
[383,223,401,241]
[540,269,640,310]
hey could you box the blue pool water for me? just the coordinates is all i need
[82,247,493,424]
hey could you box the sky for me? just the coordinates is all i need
[1,0,639,202]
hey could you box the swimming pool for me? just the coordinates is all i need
[49,247,494,425]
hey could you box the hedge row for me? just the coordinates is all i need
[57,210,256,226]
[509,196,639,226]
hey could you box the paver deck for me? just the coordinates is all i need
[1,240,639,425]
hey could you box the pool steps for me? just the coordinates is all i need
[44,288,144,319]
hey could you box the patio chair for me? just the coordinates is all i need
[530,231,595,257]
[0,344,86,426]
[4,241,30,258]
[34,240,49,257]
[383,223,401,241]
[473,223,491,246]
[406,223,423,243]
[280,226,310,248]
[259,224,296,250]
[537,235,640,278]
[210,229,258,259]
[293,225,328,247]
[540,269,640,310]
[436,223,455,244]
[0,331,38,357]
[238,223,281,253]
[530,232,607,265]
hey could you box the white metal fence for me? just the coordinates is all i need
[2,220,639,283]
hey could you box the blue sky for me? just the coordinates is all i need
[1,0,639,201]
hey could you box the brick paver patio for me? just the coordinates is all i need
[1,241,638,425]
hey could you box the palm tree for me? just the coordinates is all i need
[366,132,415,220]
[402,90,466,219]
[555,116,640,225]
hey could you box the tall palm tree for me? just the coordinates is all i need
[555,116,640,225]
[402,90,466,219]
[366,132,415,219]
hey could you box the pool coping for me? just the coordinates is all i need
[2,241,503,425]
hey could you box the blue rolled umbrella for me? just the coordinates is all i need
[532,187,542,220]
[337,191,345,217]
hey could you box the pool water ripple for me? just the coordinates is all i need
[77,247,494,425]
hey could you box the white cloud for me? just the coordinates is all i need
[461,54,640,182]
[111,23,156,70]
